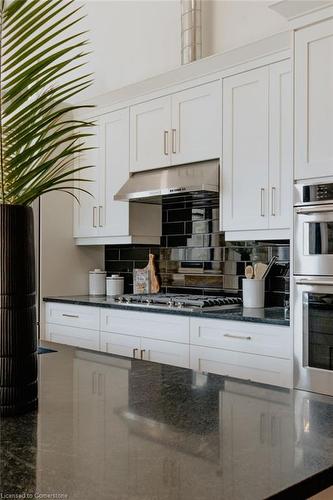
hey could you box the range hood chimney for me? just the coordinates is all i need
[181,0,202,65]
[114,160,219,204]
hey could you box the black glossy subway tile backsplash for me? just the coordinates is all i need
[105,196,290,306]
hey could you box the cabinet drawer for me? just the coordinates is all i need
[46,302,100,331]
[190,345,292,388]
[141,338,189,368]
[190,318,291,359]
[100,331,139,358]
[45,323,100,351]
[101,309,190,343]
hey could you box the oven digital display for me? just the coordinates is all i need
[303,183,333,203]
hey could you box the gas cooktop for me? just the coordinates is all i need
[114,293,242,312]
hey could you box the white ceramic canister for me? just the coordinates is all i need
[242,278,265,308]
[106,275,124,296]
[89,269,107,296]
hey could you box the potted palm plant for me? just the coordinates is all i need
[0,0,93,415]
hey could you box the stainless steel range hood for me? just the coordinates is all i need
[114,160,219,204]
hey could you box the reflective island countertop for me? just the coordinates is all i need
[1,342,332,500]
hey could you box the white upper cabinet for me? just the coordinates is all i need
[269,60,293,230]
[222,60,292,236]
[130,80,221,173]
[74,108,161,244]
[295,18,333,181]
[98,109,130,237]
[222,67,270,231]
[73,121,101,238]
[130,96,172,172]
[171,80,221,165]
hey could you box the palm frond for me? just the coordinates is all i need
[0,0,94,205]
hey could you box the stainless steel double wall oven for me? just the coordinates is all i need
[294,182,333,396]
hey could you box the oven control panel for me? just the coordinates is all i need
[303,183,333,203]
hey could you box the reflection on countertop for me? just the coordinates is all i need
[43,295,290,326]
[1,342,332,499]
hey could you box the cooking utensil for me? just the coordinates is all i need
[254,262,268,280]
[262,256,277,280]
[245,265,254,279]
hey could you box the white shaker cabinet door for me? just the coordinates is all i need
[295,18,333,180]
[171,80,222,165]
[73,120,100,238]
[222,67,270,231]
[140,338,189,368]
[99,108,130,237]
[268,59,292,230]
[130,96,172,172]
[100,331,140,359]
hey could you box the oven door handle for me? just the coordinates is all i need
[296,204,333,215]
[296,279,333,286]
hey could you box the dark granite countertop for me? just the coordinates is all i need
[43,295,290,326]
[2,342,332,499]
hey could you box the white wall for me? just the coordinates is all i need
[202,1,288,56]
[39,191,103,335]
[74,0,288,100]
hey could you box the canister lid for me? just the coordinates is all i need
[107,274,124,280]
[89,269,106,274]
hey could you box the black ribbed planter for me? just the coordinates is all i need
[0,205,38,416]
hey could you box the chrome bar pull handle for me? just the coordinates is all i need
[62,313,79,318]
[296,279,333,286]
[93,206,97,227]
[98,206,103,227]
[163,130,169,155]
[224,333,252,340]
[172,129,177,154]
[296,204,333,215]
[260,188,265,217]
[271,187,276,216]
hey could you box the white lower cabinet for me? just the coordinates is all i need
[45,324,100,351]
[100,331,140,358]
[45,302,292,387]
[140,338,189,368]
[190,345,292,388]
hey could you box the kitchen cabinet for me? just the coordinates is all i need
[222,59,292,236]
[45,302,100,351]
[44,301,292,387]
[295,18,333,180]
[130,80,221,173]
[171,81,221,165]
[130,96,171,172]
[73,120,101,238]
[140,338,189,368]
[100,309,190,367]
[100,331,140,359]
[190,345,293,388]
[74,108,161,244]
[74,110,129,239]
